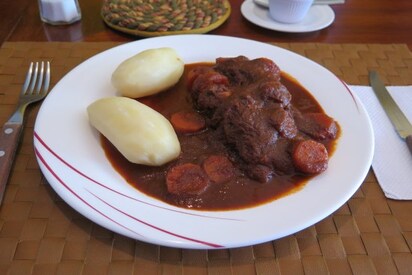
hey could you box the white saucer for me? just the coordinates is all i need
[241,0,335,33]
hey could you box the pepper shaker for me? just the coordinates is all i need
[38,0,82,25]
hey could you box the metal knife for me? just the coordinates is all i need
[369,71,412,154]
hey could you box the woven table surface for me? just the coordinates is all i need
[0,42,411,274]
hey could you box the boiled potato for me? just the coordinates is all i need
[87,97,181,166]
[111,47,184,98]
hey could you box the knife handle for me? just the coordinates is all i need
[0,123,23,204]
[407,135,412,156]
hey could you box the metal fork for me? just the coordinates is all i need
[0,61,51,204]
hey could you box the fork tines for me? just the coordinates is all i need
[22,61,50,96]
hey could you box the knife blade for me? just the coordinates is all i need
[369,71,412,154]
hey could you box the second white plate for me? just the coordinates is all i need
[241,0,335,33]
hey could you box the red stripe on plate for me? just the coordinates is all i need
[87,189,224,248]
[34,147,145,239]
[34,132,225,248]
[340,79,360,113]
[33,131,242,222]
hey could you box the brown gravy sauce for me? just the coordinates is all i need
[101,63,339,211]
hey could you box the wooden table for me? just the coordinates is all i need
[1,0,412,49]
[1,1,412,274]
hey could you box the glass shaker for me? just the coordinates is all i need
[38,0,82,25]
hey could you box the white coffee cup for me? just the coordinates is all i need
[269,0,314,24]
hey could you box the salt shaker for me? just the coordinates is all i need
[38,0,82,25]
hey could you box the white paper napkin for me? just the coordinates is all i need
[350,85,412,200]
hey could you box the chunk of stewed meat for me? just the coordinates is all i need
[187,66,212,90]
[191,70,231,113]
[292,140,329,174]
[223,96,278,165]
[246,164,273,183]
[295,113,338,140]
[166,163,210,195]
[270,107,297,139]
[260,81,291,107]
[188,56,337,182]
[269,138,295,174]
[215,56,281,85]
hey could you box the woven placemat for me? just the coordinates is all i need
[0,42,411,274]
[101,0,231,37]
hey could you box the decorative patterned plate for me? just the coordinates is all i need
[101,0,231,37]
[34,35,373,249]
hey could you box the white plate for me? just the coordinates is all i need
[34,35,373,249]
[241,0,335,33]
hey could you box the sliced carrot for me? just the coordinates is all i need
[292,140,328,174]
[170,111,206,133]
[166,163,209,196]
[203,155,235,184]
